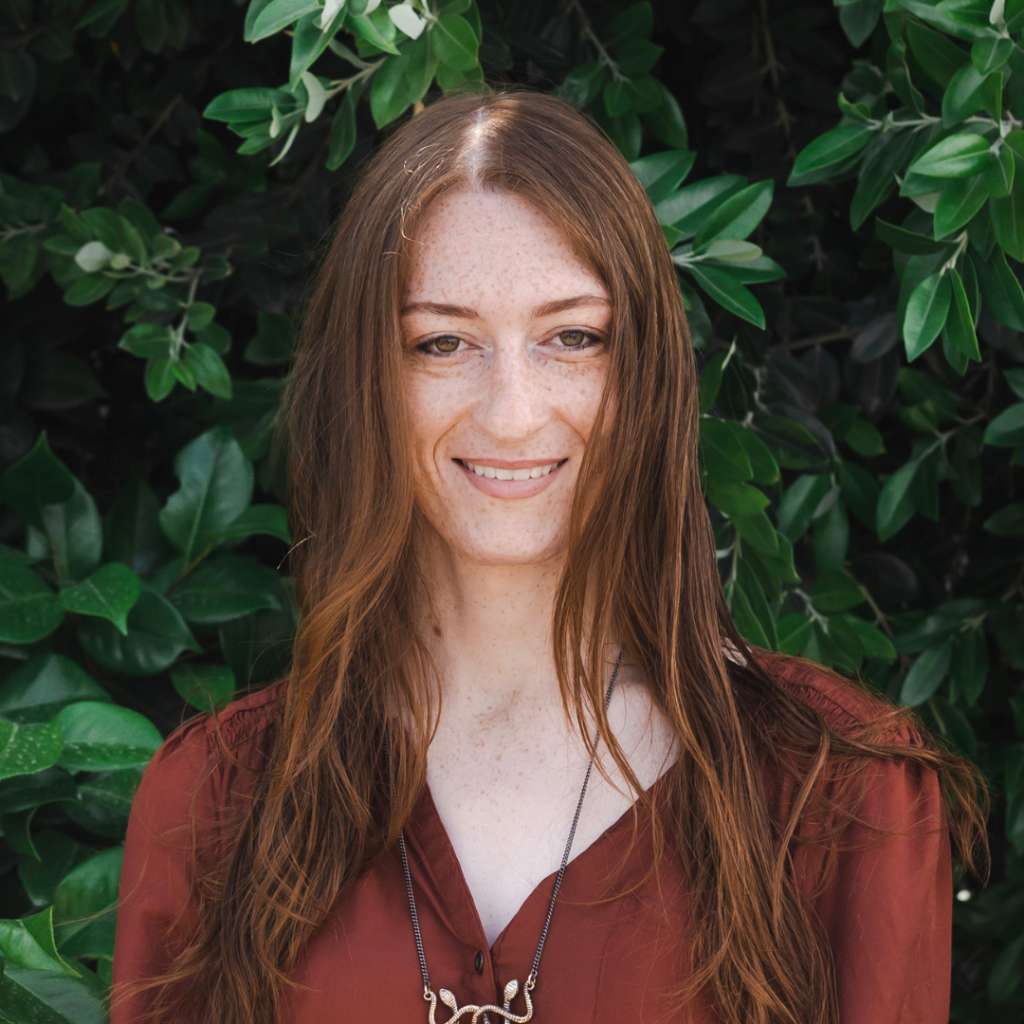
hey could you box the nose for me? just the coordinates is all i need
[474,343,549,442]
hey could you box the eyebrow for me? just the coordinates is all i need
[400,294,611,319]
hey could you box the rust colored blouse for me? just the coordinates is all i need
[112,657,952,1023]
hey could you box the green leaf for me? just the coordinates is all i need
[204,87,294,124]
[630,150,695,205]
[909,133,994,178]
[18,830,94,908]
[118,323,175,359]
[790,123,874,180]
[992,180,1024,260]
[876,218,951,254]
[64,275,116,306]
[682,263,765,328]
[168,554,282,625]
[705,479,770,518]
[777,613,814,655]
[700,418,753,483]
[247,0,318,42]
[144,356,177,402]
[776,474,829,541]
[52,847,122,959]
[654,174,746,233]
[974,248,1024,328]
[0,718,63,782]
[692,180,773,252]
[813,498,849,573]
[946,266,982,360]
[54,701,162,773]
[63,767,141,841]
[904,272,951,360]
[638,80,688,149]
[733,510,779,555]
[845,417,886,457]
[171,664,236,712]
[933,173,988,236]
[0,966,107,1024]
[0,907,79,976]
[810,570,865,613]
[432,14,478,70]
[0,656,108,726]
[906,18,969,88]
[971,32,1013,73]
[370,54,414,129]
[942,60,997,126]
[349,8,401,55]
[158,426,255,564]
[841,615,897,660]
[877,458,920,540]
[183,342,233,400]
[983,141,1015,197]
[78,587,200,676]
[839,0,884,46]
[985,402,1024,445]
[0,564,63,644]
[950,628,989,703]
[850,129,918,229]
[58,562,142,635]
[404,33,438,105]
[900,638,954,705]
[215,504,292,543]
[731,425,780,485]
[327,83,361,171]
[0,433,75,531]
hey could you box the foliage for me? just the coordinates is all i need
[0,0,1021,1019]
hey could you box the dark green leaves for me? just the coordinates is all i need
[904,271,952,359]
[0,565,63,644]
[54,702,162,773]
[909,133,994,178]
[158,427,255,564]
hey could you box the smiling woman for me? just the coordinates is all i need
[111,91,987,1024]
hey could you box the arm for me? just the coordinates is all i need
[797,754,952,1024]
[111,719,217,1024]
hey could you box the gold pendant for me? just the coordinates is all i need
[424,977,534,1024]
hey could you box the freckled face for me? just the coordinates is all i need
[401,190,613,567]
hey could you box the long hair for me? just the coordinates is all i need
[131,90,988,1024]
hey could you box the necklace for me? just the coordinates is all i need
[392,648,624,1024]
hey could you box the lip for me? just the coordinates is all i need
[454,458,566,499]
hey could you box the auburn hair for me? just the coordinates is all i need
[126,89,988,1024]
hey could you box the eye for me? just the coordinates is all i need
[555,330,600,350]
[417,335,463,356]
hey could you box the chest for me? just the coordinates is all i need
[424,682,678,946]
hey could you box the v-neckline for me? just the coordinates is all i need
[406,768,674,957]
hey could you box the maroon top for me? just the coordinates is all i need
[112,657,952,1023]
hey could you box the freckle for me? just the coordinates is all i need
[433,624,442,637]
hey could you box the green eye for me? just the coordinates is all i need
[559,330,588,347]
[433,336,460,352]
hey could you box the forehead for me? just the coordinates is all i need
[403,189,607,307]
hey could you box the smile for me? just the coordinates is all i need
[458,459,564,479]
[453,458,568,499]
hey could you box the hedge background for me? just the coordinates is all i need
[0,0,1022,1020]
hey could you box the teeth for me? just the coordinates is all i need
[463,459,560,480]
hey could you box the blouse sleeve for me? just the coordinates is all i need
[796,750,952,1024]
[111,717,220,1024]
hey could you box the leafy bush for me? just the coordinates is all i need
[0,0,1021,1019]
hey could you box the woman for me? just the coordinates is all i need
[113,90,987,1024]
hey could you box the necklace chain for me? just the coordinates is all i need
[390,648,624,1024]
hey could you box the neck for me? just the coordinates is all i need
[417,532,565,715]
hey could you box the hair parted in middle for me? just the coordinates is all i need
[128,88,987,1024]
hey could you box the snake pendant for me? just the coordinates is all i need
[424,978,534,1024]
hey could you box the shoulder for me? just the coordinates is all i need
[753,651,923,747]
[129,680,288,843]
